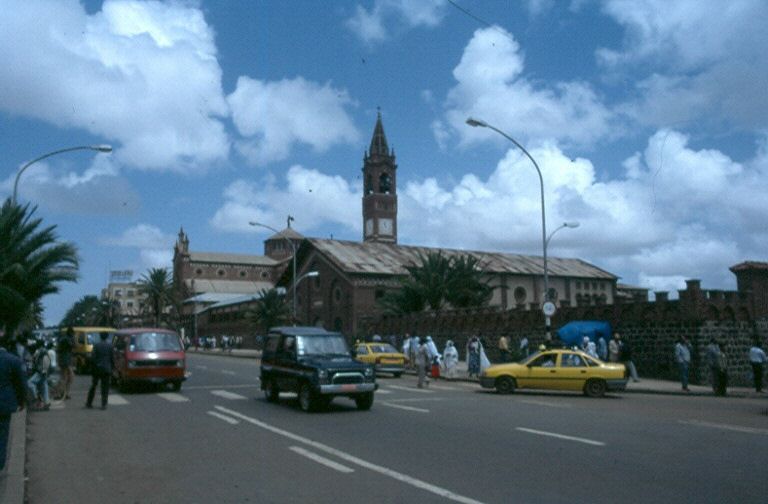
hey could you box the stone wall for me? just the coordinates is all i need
[362,293,768,387]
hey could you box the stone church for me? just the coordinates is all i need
[176,112,627,340]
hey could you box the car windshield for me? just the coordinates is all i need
[370,344,398,353]
[85,332,101,344]
[296,334,349,356]
[130,332,182,352]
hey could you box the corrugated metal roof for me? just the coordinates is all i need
[184,279,274,294]
[268,227,304,240]
[307,238,616,279]
[183,292,244,304]
[188,252,278,266]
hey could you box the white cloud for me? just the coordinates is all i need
[102,224,174,271]
[0,0,230,171]
[227,77,360,165]
[346,0,446,43]
[210,166,362,234]
[599,0,768,129]
[439,27,615,150]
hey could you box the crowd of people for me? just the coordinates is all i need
[191,334,243,353]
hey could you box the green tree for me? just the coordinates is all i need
[0,199,78,342]
[138,267,172,327]
[247,288,290,334]
[378,251,492,314]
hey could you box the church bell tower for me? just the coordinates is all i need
[362,110,397,243]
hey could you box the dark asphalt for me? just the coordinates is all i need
[24,353,768,503]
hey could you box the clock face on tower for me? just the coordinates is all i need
[365,218,374,236]
[379,218,393,235]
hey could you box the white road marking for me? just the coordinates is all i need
[211,390,247,400]
[184,384,258,390]
[376,389,392,394]
[222,370,237,375]
[108,395,129,406]
[207,411,239,425]
[679,420,768,436]
[428,384,462,391]
[157,393,189,403]
[386,385,434,394]
[215,406,486,504]
[380,402,430,413]
[289,446,355,473]
[195,365,208,370]
[515,427,605,446]
[518,399,571,409]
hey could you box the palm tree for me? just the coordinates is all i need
[247,288,290,334]
[138,267,172,326]
[0,199,79,342]
[445,255,493,308]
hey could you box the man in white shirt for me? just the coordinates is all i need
[748,341,767,393]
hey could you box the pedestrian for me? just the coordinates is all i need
[1,341,27,473]
[608,333,621,362]
[86,332,114,410]
[401,334,412,369]
[714,342,728,396]
[582,337,598,359]
[674,335,692,392]
[372,334,382,342]
[618,334,640,382]
[415,337,430,388]
[467,335,482,378]
[748,340,767,393]
[705,338,719,393]
[442,340,459,380]
[408,335,419,371]
[425,336,439,363]
[519,336,529,358]
[27,342,52,410]
[57,327,75,400]
[498,334,510,362]
[597,335,608,361]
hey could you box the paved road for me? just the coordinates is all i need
[25,353,768,503]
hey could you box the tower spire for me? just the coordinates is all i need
[369,108,389,157]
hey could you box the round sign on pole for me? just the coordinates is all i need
[542,301,557,317]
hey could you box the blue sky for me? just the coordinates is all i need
[2,0,767,325]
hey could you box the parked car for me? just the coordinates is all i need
[112,328,186,392]
[354,342,406,377]
[479,349,627,398]
[70,326,116,374]
[260,327,377,412]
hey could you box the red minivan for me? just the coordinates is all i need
[112,328,186,391]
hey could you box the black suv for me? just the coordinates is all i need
[260,327,377,412]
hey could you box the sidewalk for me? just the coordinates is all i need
[0,409,26,504]
[189,348,763,398]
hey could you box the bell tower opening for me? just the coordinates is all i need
[362,109,398,243]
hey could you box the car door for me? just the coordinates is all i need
[517,352,559,390]
[557,352,590,391]
[275,335,300,392]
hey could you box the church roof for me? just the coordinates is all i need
[304,238,617,279]
[368,111,390,157]
[730,261,768,272]
[183,278,274,294]
[187,252,278,266]
[267,227,304,241]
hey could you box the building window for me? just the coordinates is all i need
[195,268,203,275]
[239,270,247,278]
[127,302,133,308]
[127,290,134,297]
[261,271,269,279]
[547,288,558,302]
[217,269,225,277]
[600,283,606,291]
[375,289,385,300]
[513,287,527,303]
[576,281,582,289]
[333,286,342,304]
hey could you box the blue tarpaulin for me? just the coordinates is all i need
[556,320,612,346]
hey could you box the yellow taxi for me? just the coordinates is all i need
[354,342,406,377]
[69,326,117,374]
[479,348,627,397]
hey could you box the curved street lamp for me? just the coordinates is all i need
[546,222,580,250]
[249,220,298,322]
[466,117,552,338]
[12,145,113,204]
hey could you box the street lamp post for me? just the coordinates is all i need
[12,145,113,204]
[249,220,298,322]
[466,117,552,338]
[546,222,580,251]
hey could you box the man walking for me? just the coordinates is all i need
[57,327,75,400]
[498,335,510,362]
[1,341,26,472]
[86,332,114,410]
[748,340,767,393]
[674,336,692,392]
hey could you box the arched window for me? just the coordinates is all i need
[379,172,391,194]
[365,175,373,194]
[514,286,527,304]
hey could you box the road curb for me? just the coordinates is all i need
[0,408,26,504]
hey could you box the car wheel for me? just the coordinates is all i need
[495,376,516,394]
[393,372,402,378]
[298,383,317,412]
[355,392,374,411]
[264,379,279,403]
[584,379,607,398]
[171,381,182,392]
